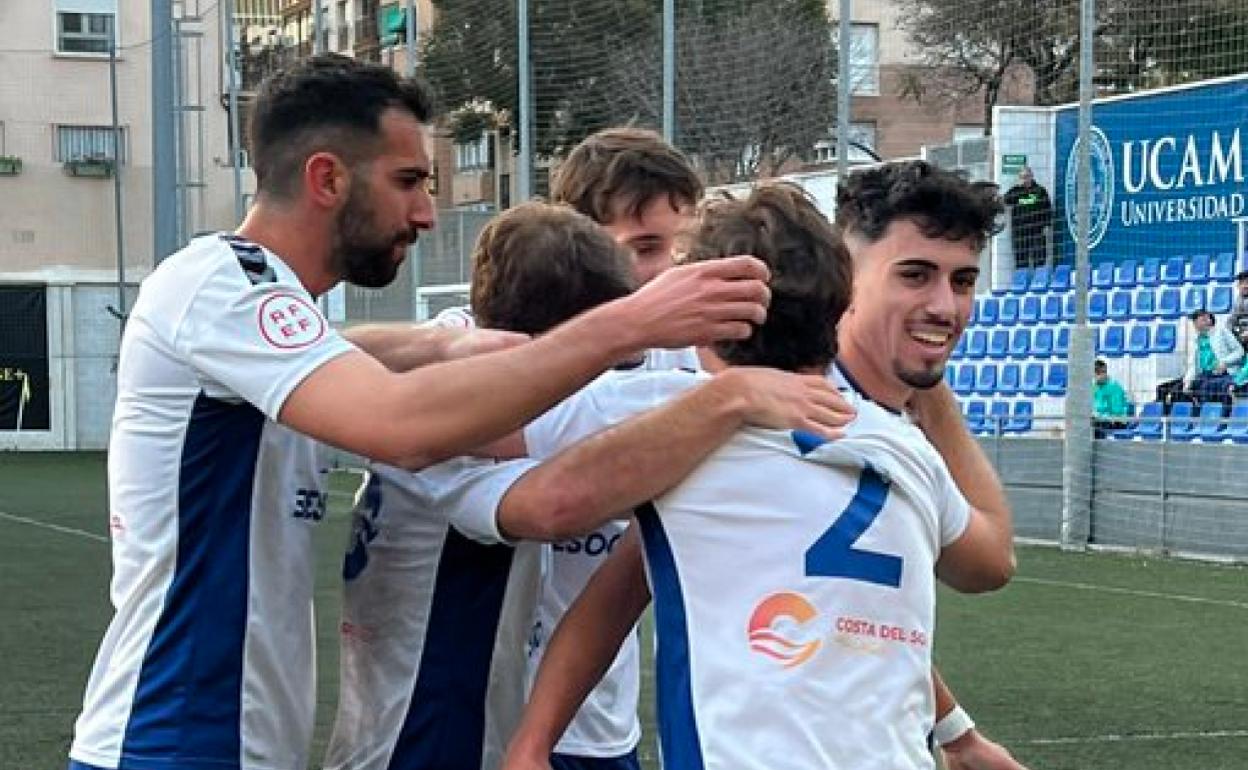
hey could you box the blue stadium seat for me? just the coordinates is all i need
[1010,328,1031,359]
[999,296,1019,325]
[1009,269,1030,295]
[954,364,976,395]
[952,333,967,360]
[1197,402,1228,443]
[1135,401,1165,441]
[1125,325,1150,357]
[1167,402,1197,441]
[1020,295,1041,324]
[1005,401,1034,434]
[974,364,998,395]
[1063,293,1076,322]
[1152,323,1177,353]
[1138,258,1161,287]
[999,363,1020,396]
[1209,284,1233,314]
[985,402,1010,435]
[1091,261,1115,289]
[1114,259,1137,288]
[1187,253,1210,283]
[1021,363,1045,396]
[1051,264,1073,292]
[1161,256,1185,285]
[1211,252,1235,281]
[1108,290,1131,320]
[1055,326,1071,356]
[1044,363,1068,395]
[1040,295,1062,323]
[1099,325,1125,357]
[1157,287,1181,319]
[978,296,999,326]
[968,298,978,325]
[988,329,1010,359]
[945,365,955,386]
[1032,327,1054,358]
[1132,288,1155,319]
[1089,291,1108,322]
[1029,266,1050,293]
[966,330,988,359]
[1182,286,1206,315]
[1227,402,1248,444]
[964,400,986,432]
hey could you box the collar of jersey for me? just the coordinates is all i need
[832,360,903,416]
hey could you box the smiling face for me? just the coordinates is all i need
[329,108,436,288]
[840,219,979,407]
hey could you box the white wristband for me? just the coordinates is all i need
[933,705,976,747]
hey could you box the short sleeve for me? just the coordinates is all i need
[176,265,354,420]
[930,455,972,547]
[422,457,540,545]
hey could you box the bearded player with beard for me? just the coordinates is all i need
[64,55,794,770]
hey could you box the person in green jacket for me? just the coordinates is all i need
[1093,359,1130,437]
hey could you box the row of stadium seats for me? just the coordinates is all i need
[951,324,1178,361]
[1105,401,1248,444]
[948,362,1068,396]
[993,253,1243,296]
[963,400,1035,435]
[974,285,1234,326]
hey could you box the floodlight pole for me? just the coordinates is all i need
[662,0,674,143]
[835,0,851,180]
[152,0,177,263]
[517,0,532,202]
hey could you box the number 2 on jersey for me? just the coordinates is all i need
[804,466,902,588]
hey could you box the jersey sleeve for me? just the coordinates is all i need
[175,264,354,421]
[523,370,705,460]
[929,453,972,547]
[422,457,540,545]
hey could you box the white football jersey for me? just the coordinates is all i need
[69,234,355,770]
[324,458,541,770]
[526,366,971,770]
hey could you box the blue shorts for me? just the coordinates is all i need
[551,749,642,770]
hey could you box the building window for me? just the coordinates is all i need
[55,125,127,164]
[849,23,879,96]
[954,124,985,142]
[57,11,115,54]
[455,135,492,172]
[812,122,877,164]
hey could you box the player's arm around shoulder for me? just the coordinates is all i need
[494,367,854,542]
[908,383,1015,593]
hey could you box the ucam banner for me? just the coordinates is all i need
[1054,74,1248,265]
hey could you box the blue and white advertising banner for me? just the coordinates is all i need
[1054,75,1248,264]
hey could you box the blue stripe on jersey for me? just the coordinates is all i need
[120,394,265,768]
[790,429,829,455]
[387,529,515,770]
[635,503,705,770]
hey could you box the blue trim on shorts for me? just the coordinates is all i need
[550,748,642,770]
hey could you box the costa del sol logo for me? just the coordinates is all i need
[746,592,823,668]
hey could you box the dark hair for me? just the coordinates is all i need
[552,127,703,225]
[685,183,852,371]
[1094,359,1107,371]
[836,160,1004,251]
[248,54,437,200]
[1190,309,1215,324]
[1235,269,1248,282]
[470,202,636,334]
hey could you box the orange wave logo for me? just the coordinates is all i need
[746,592,822,668]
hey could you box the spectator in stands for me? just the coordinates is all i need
[1227,269,1248,348]
[1183,310,1243,407]
[1092,359,1130,438]
[1002,166,1052,269]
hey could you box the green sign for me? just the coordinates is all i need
[1002,154,1028,176]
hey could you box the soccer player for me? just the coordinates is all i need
[504,167,1025,770]
[65,55,788,770]
[322,202,842,770]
